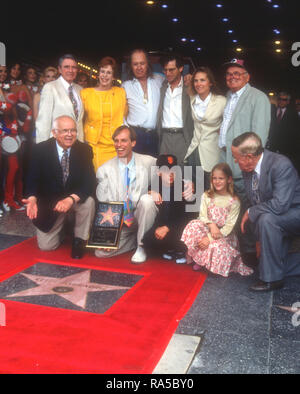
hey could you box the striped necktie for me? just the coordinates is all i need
[61,149,69,185]
[68,85,79,120]
[251,171,260,204]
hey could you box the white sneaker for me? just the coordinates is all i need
[2,202,11,212]
[0,207,3,217]
[131,246,147,264]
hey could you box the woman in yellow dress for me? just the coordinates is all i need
[81,57,127,171]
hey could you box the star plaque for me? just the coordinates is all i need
[87,202,124,249]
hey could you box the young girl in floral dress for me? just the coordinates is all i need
[181,163,253,277]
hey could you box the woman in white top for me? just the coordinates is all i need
[185,67,226,190]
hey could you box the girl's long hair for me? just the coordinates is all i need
[206,163,236,198]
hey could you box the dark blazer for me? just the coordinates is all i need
[242,149,300,223]
[156,79,194,148]
[267,105,300,173]
[25,138,96,232]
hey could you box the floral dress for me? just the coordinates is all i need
[181,194,253,277]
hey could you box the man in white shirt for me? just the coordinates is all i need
[122,49,164,156]
[35,54,84,143]
[156,54,193,166]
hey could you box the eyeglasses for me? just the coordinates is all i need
[55,128,77,135]
[278,97,289,101]
[238,154,257,162]
[226,71,247,78]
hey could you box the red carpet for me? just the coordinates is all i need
[0,238,206,374]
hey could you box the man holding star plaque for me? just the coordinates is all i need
[95,125,159,264]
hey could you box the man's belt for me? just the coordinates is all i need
[129,125,155,133]
[162,128,183,134]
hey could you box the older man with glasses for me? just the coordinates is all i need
[232,132,300,292]
[23,115,96,259]
[218,58,271,259]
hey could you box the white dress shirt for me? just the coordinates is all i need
[122,73,164,129]
[254,152,264,179]
[59,76,82,115]
[192,93,212,121]
[219,83,248,148]
[162,77,184,128]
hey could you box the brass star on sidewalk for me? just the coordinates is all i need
[7,270,130,309]
[100,206,119,226]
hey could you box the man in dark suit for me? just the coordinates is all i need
[267,91,300,174]
[23,115,96,258]
[231,132,300,292]
[156,54,194,166]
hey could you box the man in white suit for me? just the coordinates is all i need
[35,54,84,143]
[95,125,158,263]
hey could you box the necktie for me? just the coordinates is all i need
[251,171,260,204]
[123,166,134,227]
[61,149,69,185]
[277,108,283,122]
[68,85,79,120]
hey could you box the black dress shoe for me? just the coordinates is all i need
[249,279,284,292]
[71,237,86,259]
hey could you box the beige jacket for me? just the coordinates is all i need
[35,78,84,143]
[185,94,226,172]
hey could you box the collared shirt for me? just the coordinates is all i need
[254,152,264,180]
[122,73,164,129]
[59,75,82,115]
[56,141,71,162]
[118,155,136,190]
[162,77,184,128]
[193,92,212,121]
[277,107,286,118]
[219,83,248,148]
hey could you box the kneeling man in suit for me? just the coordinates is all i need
[23,115,96,258]
[231,132,300,292]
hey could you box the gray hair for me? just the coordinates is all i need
[58,54,77,68]
[232,132,263,156]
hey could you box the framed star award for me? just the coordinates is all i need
[87,202,124,249]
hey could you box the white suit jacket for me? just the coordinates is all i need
[185,94,226,172]
[96,152,157,208]
[35,78,84,143]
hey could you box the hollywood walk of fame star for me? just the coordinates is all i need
[100,206,119,226]
[7,270,130,309]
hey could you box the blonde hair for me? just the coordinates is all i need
[207,163,236,198]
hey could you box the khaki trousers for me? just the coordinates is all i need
[36,197,95,251]
[95,194,158,258]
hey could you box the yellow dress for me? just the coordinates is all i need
[81,86,127,171]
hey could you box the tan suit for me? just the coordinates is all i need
[35,78,84,143]
[185,94,226,172]
[95,152,158,257]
